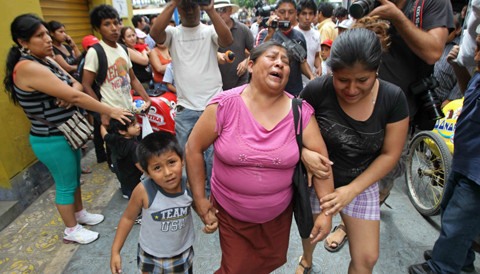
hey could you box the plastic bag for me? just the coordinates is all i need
[142,115,154,138]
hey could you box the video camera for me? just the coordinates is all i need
[349,0,392,19]
[255,1,290,29]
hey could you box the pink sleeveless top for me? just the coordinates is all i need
[209,84,314,223]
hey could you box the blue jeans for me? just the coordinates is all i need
[428,171,480,274]
[175,107,213,194]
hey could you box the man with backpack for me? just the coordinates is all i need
[82,5,151,127]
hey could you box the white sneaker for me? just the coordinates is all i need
[76,211,104,226]
[63,225,99,244]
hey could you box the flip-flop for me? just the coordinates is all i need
[324,224,348,252]
[81,166,92,174]
[297,256,311,274]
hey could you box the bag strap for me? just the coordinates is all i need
[24,111,58,128]
[292,98,303,158]
[276,29,293,44]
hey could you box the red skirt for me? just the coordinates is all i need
[212,194,293,274]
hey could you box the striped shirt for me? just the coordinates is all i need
[14,56,76,137]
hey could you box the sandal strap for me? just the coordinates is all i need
[335,224,347,233]
[299,261,311,274]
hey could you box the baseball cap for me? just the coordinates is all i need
[321,39,333,48]
[135,28,147,39]
[82,35,100,50]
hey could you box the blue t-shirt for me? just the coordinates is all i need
[451,72,480,184]
[256,28,307,96]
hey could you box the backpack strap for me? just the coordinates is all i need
[91,43,107,100]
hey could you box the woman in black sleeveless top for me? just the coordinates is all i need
[48,21,81,79]
[4,14,132,245]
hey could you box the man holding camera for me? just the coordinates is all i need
[255,0,315,96]
[367,0,454,204]
[150,0,233,194]
[214,0,254,90]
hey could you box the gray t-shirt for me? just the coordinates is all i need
[138,177,195,258]
[218,19,254,91]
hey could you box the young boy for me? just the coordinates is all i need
[110,132,218,274]
[101,116,142,199]
[82,4,151,126]
[320,39,332,75]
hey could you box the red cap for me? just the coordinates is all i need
[82,35,100,50]
[321,39,333,48]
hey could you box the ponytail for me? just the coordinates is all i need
[3,46,22,104]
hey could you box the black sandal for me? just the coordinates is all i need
[298,256,311,274]
[324,224,348,252]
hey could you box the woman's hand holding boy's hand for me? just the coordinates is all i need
[195,197,218,228]
[202,210,218,234]
[110,252,122,273]
[301,148,333,186]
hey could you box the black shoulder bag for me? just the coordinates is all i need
[292,98,314,239]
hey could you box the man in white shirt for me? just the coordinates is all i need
[294,0,321,86]
[150,0,233,194]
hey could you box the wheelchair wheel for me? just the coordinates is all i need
[405,131,452,216]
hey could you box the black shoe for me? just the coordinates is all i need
[424,250,475,272]
[408,262,435,274]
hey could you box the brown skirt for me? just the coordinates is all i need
[212,194,293,274]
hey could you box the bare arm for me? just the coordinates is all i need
[320,117,409,216]
[15,61,131,122]
[370,0,449,64]
[54,54,78,73]
[314,52,322,76]
[149,49,169,74]
[81,69,99,100]
[129,68,152,110]
[300,61,315,80]
[167,83,177,93]
[128,48,150,66]
[301,115,334,243]
[203,0,233,48]
[185,104,219,227]
[447,45,472,95]
[111,184,146,274]
[150,0,178,44]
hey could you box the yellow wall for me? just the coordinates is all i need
[0,0,134,189]
[0,0,44,189]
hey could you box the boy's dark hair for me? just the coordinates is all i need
[276,0,297,10]
[297,0,317,15]
[137,132,183,174]
[90,4,119,29]
[132,15,143,28]
[334,7,348,18]
[318,2,334,18]
[108,115,136,135]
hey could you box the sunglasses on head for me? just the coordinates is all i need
[215,7,227,13]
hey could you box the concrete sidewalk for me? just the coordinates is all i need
[0,148,479,273]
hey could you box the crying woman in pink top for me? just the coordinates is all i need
[185,41,334,273]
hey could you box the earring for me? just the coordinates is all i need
[20,46,30,56]
[376,72,379,78]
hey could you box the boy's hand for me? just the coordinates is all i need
[202,210,218,234]
[110,252,122,273]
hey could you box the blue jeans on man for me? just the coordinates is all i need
[427,171,480,273]
[175,107,213,195]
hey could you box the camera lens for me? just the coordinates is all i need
[349,0,376,19]
[420,90,444,120]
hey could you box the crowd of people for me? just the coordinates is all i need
[4,0,479,273]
